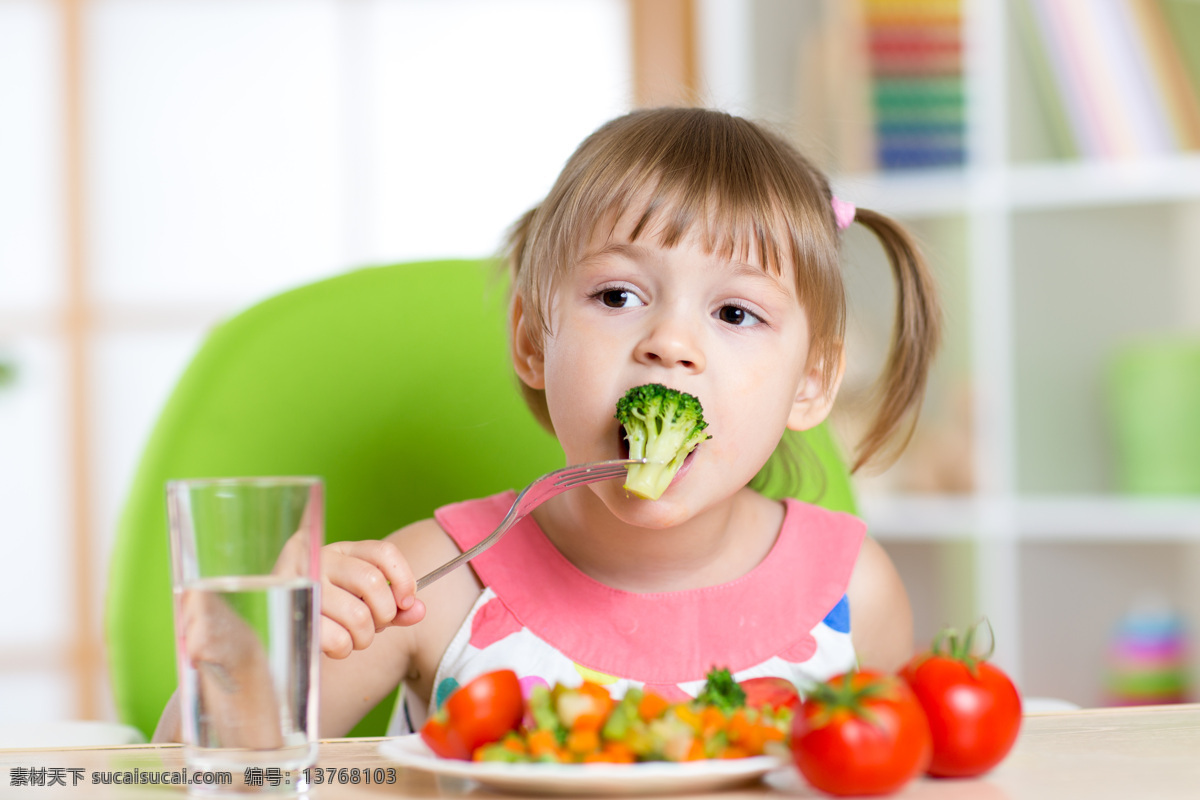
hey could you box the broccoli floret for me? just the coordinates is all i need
[614,383,711,500]
[695,666,746,713]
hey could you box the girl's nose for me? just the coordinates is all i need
[634,314,706,373]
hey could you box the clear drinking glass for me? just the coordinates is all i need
[167,477,322,793]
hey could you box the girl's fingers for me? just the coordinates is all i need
[390,597,427,628]
[328,540,418,599]
[320,615,354,660]
[319,582,383,653]
[321,540,416,628]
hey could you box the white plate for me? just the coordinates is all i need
[378,734,790,796]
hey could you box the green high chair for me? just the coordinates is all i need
[105,259,857,740]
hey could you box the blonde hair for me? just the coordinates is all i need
[505,107,940,485]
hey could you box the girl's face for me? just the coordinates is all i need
[513,210,838,529]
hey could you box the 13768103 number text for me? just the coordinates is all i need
[303,767,397,785]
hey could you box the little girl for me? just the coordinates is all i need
[154,107,940,742]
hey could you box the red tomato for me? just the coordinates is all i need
[900,623,1023,777]
[739,677,800,712]
[791,670,931,797]
[420,670,524,760]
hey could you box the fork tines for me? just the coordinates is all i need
[554,460,642,488]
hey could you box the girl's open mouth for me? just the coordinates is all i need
[670,446,699,485]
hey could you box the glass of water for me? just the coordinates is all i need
[167,477,322,793]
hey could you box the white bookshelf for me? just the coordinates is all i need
[716,0,1200,706]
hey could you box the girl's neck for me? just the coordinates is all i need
[529,487,785,593]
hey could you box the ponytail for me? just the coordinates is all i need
[848,208,942,473]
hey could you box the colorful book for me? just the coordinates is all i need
[1129,0,1200,150]
[1097,0,1175,156]
[863,0,967,170]
[1157,0,1200,151]
[1016,0,1199,159]
[1012,0,1082,157]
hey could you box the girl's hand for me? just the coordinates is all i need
[317,539,426,659]
[178,589,285,748]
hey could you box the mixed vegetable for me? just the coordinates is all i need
[421,667,793,764]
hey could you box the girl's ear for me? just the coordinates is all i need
[509,294,546,390]
[786,348,845,432]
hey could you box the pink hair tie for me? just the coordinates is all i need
[831,196,856,230]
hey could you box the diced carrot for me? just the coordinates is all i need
[578,680,615,707]
[732,719,765,753]
[684,738,708,761]
[584,741,636,764]
[720,745,750,760]
[727,709,754,744]
[527,729,560,759]
[743,720,786,755]
[566,727,601,756]
[760,724,786,742]
[602,741,637,763]
[637,692,670,721]
[699,706,726,737]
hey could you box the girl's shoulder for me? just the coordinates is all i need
[845,532,914,672]
[384,518,454,580]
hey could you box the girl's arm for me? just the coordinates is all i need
[318,518,482,737]
[846,536,914,672]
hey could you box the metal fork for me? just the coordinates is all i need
[414,458,644,590]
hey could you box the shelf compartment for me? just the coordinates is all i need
[861,493,1200,541]
[833,153,1200,221]
[1007,156,1200,210]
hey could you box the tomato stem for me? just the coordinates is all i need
[977,616,997,661]
[927,617,997,677]
[807,673,894,730]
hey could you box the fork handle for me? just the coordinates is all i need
[412,458,640,591]
[414,508,518,591]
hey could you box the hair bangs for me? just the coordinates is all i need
[514,107,845,368]
[621,173,796,282]
[600,121,846,372]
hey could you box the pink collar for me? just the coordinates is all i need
[435,493,864,684]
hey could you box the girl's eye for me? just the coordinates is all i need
[717,304,762,327]
[596,288,643,308]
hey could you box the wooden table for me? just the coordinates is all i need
[1,704,1197,798]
